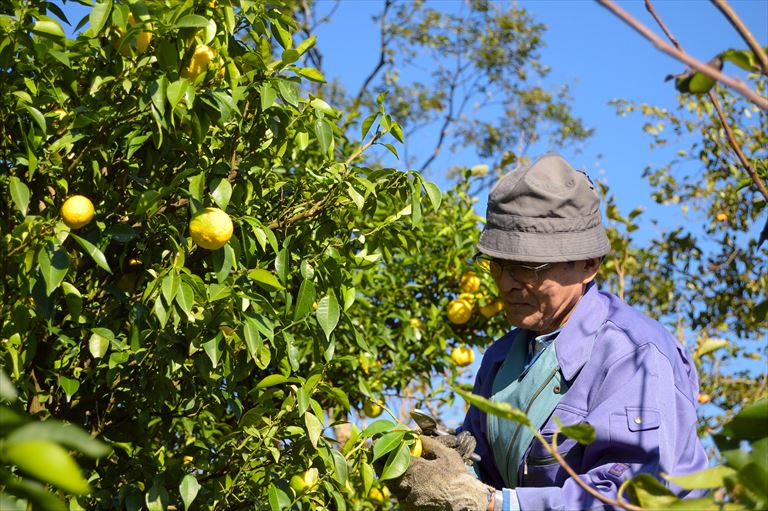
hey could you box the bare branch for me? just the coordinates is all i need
[597,0,768,110]
[711,0,768,75]
[352,0,393,110]
[644,0,768,202]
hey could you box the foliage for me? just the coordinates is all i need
[0,1,513,509]
[0,369,110,510]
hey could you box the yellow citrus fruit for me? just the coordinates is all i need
[447,299,472,325]
[410,436,423,457]
[409,317,423,329]
[479,299,504,319]
[182,44,216,80]
[53,108,67,121]
[459,272,481,293]
[61,195,95,229]
[458,292,476,305]
[183,455,194,464]
[451,346,475,367]
[289,468,319,494]
[369,485,390,504]
[698,393,711,404]
[363,400,383,418]
[189,207,233,250]
[716,212,728,222]
[127,13,153,53]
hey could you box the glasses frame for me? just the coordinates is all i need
[473,253,552,284]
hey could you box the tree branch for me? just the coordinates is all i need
[644,0,768,202]
[710,0,768,75]
[352,0,393,111]
[597,0,768,110]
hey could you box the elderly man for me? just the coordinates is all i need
[392,154,708,510]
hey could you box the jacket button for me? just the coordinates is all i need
[553,385,561,394]
[634,416,642,424]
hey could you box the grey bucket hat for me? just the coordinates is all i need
[477,153,610,263]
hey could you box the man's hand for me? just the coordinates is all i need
[434,430,477,465]
[390,436,494,511]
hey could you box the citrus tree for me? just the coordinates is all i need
[0,1,515,509]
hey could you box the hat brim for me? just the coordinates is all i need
[477,225,610,263]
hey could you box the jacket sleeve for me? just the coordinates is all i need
[514,341,708,511]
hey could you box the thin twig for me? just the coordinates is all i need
[547,431,645,511]
[711,0,768,75]
[644,0,768,202]
[597,0,768,110]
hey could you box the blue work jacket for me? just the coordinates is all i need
[460,283,709,510]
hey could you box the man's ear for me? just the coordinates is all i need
[581,257,601,284]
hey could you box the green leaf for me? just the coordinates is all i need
[361,113,378,140]
[260,83,277,110]
[304,412,323,448]
[382,143,399,159]
[361,419,396,438]
[6,421,111,458]
[372,431,405,462]
[663,465,737,490]
[314,118,333,153]
[88,332,109,358]
[88,2,112,35]
[161,272,180,303]
[281,49,299,65]
[625,473,678,508]
[694,338,729,359]
[134,190,161,216]
[211,178,232,210]
[59,376,79,402]
[294,278,316,321]
[203,336,221,368]
[268,484,291,511]
[3,440,90,494]
[38,242,69,296]
[71,234,111,273]
[256,374,287,389]
[32,19,65,39]
[410,181,422,227]
[24,105,46,133]
[179,475,200,509]
[753,299,768,323]
[277,79,299,107]
[145,480,169,511]
[423,181,442,211]
[248,268,284,290]
[166,79,188,110]
[721,49,758,71]
[175,15,209,28]
[331,449,348,485]
[454,387,531,426]
[379,443,411,481]
[720,398,768,442]
[296,67,326,83]
[9,176,30,216]
[176,282,195,318]
[316,292,340,340]
[0,369,18,402]
[558,421,596,446]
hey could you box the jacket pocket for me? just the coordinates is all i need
[609,406,661,462]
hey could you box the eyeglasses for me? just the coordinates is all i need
[473,254,552,284]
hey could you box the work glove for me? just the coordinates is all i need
[390,436,494,511]
[434,430,477,465]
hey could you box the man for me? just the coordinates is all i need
[392,154,708,510]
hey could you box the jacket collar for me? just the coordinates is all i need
[554,281,608,380]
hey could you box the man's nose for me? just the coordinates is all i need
[496,271,523,292]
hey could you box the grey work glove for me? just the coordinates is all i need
[434,430,477,465]
[390,436,494,511]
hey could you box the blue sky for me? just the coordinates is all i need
[310,0,767,241]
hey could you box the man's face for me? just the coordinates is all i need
[493,259,599,334]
